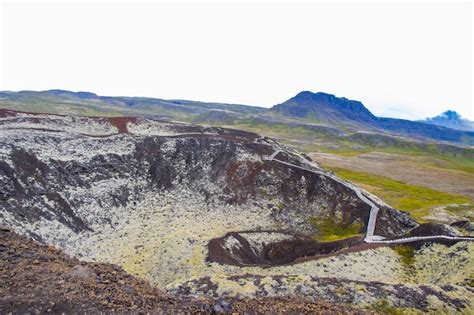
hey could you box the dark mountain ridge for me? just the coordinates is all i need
[1,89,473,145]
[270,91,474,145]
[271,91,377,124]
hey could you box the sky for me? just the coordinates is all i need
[0,0,472,120]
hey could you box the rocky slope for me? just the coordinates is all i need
[0,226,367,314]
[0,109,472,313]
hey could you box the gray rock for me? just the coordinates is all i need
[65,265,95,283]
[212,298,232,313]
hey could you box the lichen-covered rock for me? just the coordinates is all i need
[1,227,364,314]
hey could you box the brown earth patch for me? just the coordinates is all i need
[107,116,138,133]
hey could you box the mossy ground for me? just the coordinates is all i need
[393,245,416,267]
[393,245,417,282]
[368,299,415,315]
[308,217,364,241]
[443,204,474,222]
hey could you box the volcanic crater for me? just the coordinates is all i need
[0,110,416,270]
[1,109,473,313]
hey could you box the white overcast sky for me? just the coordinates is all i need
[1,0,473,120]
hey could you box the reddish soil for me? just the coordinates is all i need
[107,116,138,134]
[0,108,43,118]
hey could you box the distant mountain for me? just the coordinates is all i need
[420,110,474,132]
[270,91,474,145]
[1,89,473,145]
[375,117,474,144]
[0,89,265,118]
[46,89,100,99]
[271,91,376,125]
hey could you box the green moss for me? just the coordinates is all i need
[393,245,416,267]
[309,217,364,241]
[271,202,285,214]
[285,275,303,283]
[258,186,270,197]
[368,299,410,315]
[327,167,472,222]
[443,204,474,221]
[334,286,348,295]
[276,202,285,210]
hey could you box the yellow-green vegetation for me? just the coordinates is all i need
[327,167,472,222]
[393,245,416,267]
[443,204,474,221]
[274,201,285,212]
[309,217,364,241]
[234,122,316,141]
[368,299,414,315]
[315,147,370,157]
[244,121,474,167]
[393,245,417,280]
[409,242,474,287]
